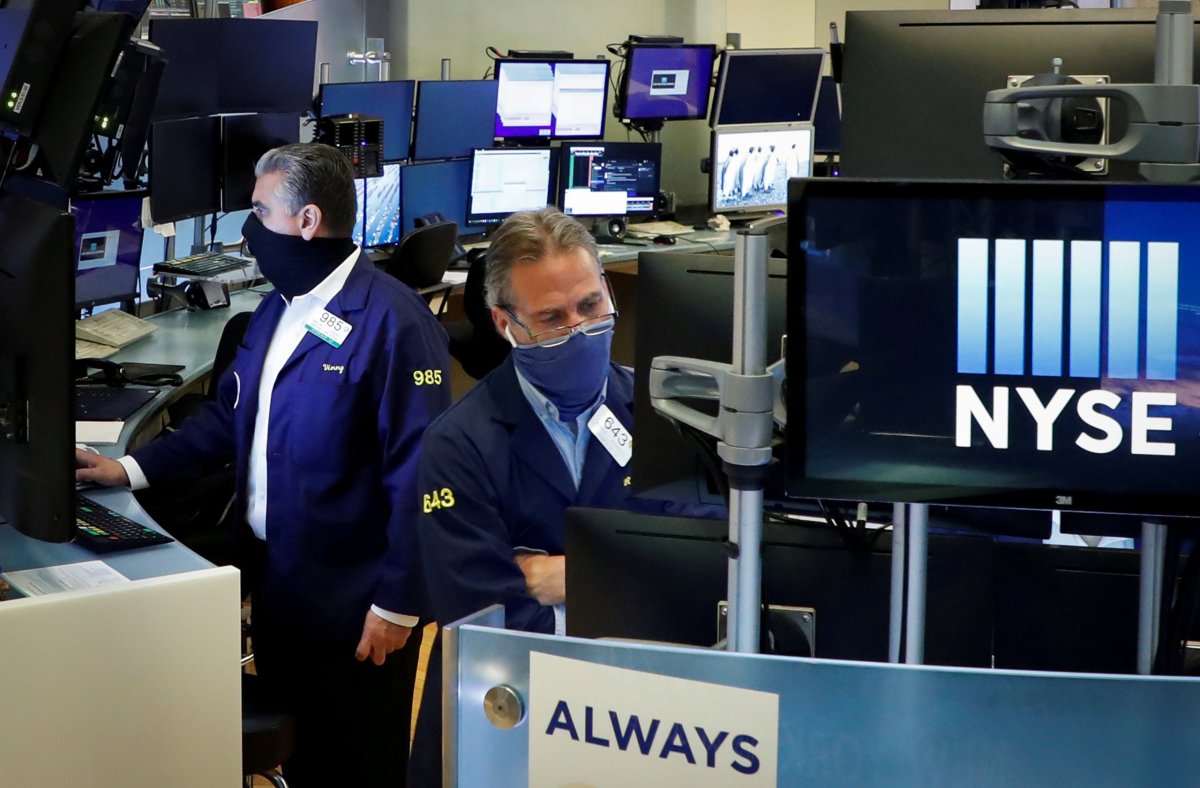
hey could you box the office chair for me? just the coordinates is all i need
[242,671,296,788]
[383,221,458,290]
[445,247,511,380]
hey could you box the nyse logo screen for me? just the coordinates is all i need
[796,185,1200,513]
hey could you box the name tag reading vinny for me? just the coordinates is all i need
[587,404,632,467]
[305,309,353,348]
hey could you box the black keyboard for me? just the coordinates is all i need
[153,253,249,277]
[75,495,175,553]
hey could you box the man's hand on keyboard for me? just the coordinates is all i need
[75,449,130,487]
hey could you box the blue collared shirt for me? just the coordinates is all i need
[512,365,608,489]
[512,365,608,637]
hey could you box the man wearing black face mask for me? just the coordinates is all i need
[75,143,450,786]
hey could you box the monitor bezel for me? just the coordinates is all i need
[711,47,827,128]
[709,122,813,214]
[492,58,611,141]
[618,43,718,123]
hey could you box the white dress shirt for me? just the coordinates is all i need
[120,248,416,627]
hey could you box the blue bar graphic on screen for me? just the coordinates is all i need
[1031,240,1064,377]
[993,239,1026,376]
[1069,240,1102,378]
[956,238,988,374]
[956,236,1181,381]
[1107,241,1140,380]
[1146,242,1179,381]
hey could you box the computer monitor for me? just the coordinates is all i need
[412,79,499,161]
[0,190,75,543]
[361,163,401,248]
[618,43,717,122]
[558,141,661,218]
[566,507,994,667]
[150,18,317,120]
[318,80,416,162]
[466,147,556,225]
[710,124,812,214]
[813,76,841,155]
[787,177,1200,518]
[352,178,366,244]
[72,190,145,309]
[149,116,220,223]
[221,112,300,212]
[839,8,1173,180]
[712,48,825,127]
[493,59,609,140]
[400,158,486,236]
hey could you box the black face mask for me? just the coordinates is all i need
[242,214,357,298]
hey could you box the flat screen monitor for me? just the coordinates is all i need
[787,177,1200,517]
[619,44,716,122]
[221,112,300,212]
[466,147,556,225]
[149,116,220,223]
[0,190,75,543]
[318,80,416,162]
[150,18,317,120]
[558,141,661,218]
[710,124,811,213]
[839,8,1175,180]
[352,177,366,244]
[412,79,498,161]
[360,163,401,248]
[72,190,145,309]
[400,158,486,236]
[712,48,825,127]
[493,59,609,140]
[566,507,994,667]
[813,76,841,155]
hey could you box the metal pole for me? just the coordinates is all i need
[441,58,452,81]
[192,214,207,255]
[1154,0,1193,86]
[726,226,771,654]
[1139,521,1167,674]
[888,502,906,663]
[903,503,928,664]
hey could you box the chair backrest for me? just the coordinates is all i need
[387,221,458,289]
[209,310,253,400]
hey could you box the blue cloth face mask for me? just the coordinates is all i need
[506,325,612,421]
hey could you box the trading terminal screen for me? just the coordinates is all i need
[559,142,661,217]
[467,148,555,224]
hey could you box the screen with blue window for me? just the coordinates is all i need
[72,191,146,308]
[319,80,415,162]
[788,178,1200,517]
[362,164,401,247]
[400,159,486,236]
[619,44,716,122]
[412,80,499,161]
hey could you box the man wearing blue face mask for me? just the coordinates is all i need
[407,207,668,785]
[75,143,450,786]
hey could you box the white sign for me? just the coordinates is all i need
[529,652,779,787]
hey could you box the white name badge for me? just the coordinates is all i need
[305,309,353,348]
[588,404,632,467]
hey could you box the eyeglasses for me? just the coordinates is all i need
[503,276,619,349]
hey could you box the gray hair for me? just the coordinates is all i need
[484,207,602,310]
[254,143,358,237]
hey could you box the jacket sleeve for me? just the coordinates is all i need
[417,424,556,634]
[371,312,452,618]
[128,352,242,488]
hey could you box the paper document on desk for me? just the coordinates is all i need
[76,309,156,349]
[75,338,119,360]
[629,220,694,236]
[1,561,130,598]
[76,421,124,445]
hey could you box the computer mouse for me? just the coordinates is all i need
[652,234,677,246]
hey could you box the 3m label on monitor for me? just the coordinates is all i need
[788,180,1200,516]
